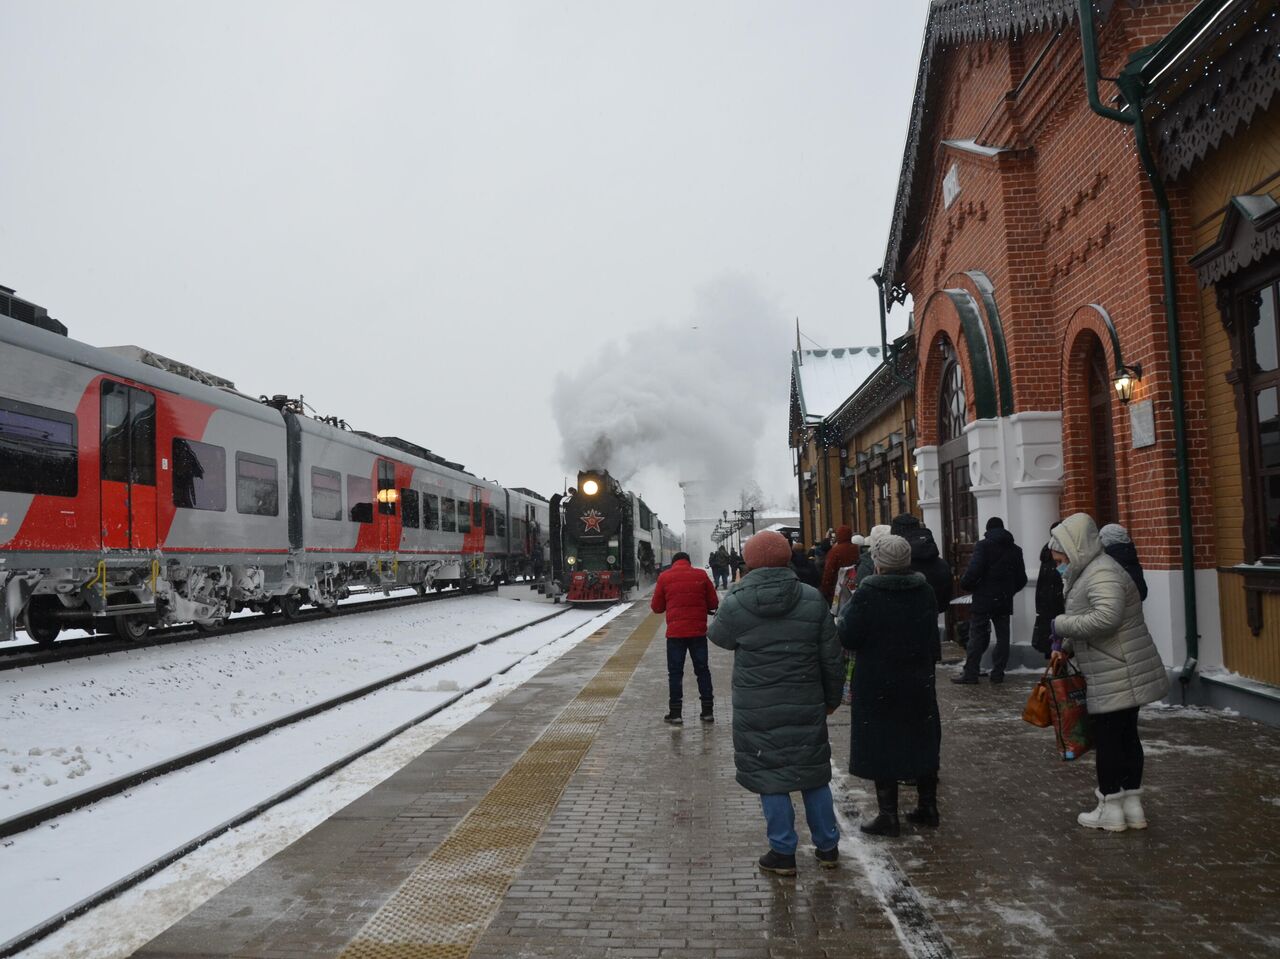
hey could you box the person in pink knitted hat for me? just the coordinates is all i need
[709,529,844,876]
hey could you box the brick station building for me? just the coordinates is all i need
[882,0,1280,715]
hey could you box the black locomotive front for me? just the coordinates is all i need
[551,469,631,603]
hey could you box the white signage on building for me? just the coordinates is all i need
[1130,399,1156,449]
[943,163,961,209]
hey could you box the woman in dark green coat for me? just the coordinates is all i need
[709,530,845,876]
[839,533,942,837]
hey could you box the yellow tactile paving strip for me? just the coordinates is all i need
[338,613,660,959]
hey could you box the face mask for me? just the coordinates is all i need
[1056,563,1070,577]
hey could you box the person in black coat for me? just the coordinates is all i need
[1099,523,1149,601]
[1031,525,1066,657]
[839,534,941,837]
[790,544,820,589]
[953,517,1028,684]
[889,514,953,608]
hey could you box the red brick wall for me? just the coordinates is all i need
[906,2,1210,570]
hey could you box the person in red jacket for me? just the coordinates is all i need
[651,552,719,725]
[820,526,861,603]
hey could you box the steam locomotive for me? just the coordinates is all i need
[549,469,679,604]
[0,287,550,645]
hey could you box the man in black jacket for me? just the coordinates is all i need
[953,517,1028,684]
[889,515,954,662]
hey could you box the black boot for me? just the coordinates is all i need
[905,774,940,827]
[860,780,900,836]
[664,702,683,725]
[699,698,714,723]
[758,849,797,876]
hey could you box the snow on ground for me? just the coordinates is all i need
[0,593,555,818]
[3,601,629,958]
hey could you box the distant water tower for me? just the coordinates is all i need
[680,480,718,568]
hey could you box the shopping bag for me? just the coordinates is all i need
[1045,662,1093,760]
[1021,670,1052,728]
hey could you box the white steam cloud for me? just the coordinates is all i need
[552,275,789,517]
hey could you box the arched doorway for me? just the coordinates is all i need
[1084,334,1119,526]
[937,339,978,585]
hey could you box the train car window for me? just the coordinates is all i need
[172,438,226,511]
[348,474,373,524]
[423,492,440,530]
[457,499,472,534]
[235,453,279,516]
[495,509,506,537]
[100,383,131,484]
[484,506,495,536]
[311,467,343,520]
[131,391,156,486]
[0,398,77,497]
[401,488,420,528]
[440,497,456,532]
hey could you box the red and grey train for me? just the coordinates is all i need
[0,288,549,644]
[549,469,680,604]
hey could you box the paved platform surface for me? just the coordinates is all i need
[135,605,1280,959]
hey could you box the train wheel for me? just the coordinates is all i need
[112,614,150,642]
[278,594,303,620]
[26,621,60,645]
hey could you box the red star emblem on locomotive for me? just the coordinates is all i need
[580,509,605,532]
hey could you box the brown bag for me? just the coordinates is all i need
[1021,671,1053,728]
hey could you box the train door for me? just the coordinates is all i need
[99,380,158,550]
[375,459,398,553]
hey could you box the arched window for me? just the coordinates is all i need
[1085,335,1119,527]
[938,341,968,443]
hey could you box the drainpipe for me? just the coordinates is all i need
[872,270,916,389]
[1078,0,1199,688]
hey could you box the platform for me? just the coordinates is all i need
[135,605,1280,959]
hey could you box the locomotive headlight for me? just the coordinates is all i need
[566,555,577,566]
[376,488,399,504]
[581,479,599,496]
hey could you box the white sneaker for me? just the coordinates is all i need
[1077,788,1127,832]
[1121,788,1148,829]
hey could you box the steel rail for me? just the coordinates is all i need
[0,603,614,958]
[0,583,506,671]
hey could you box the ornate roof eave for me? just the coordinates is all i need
[1147,0,1280,181]
[881,0,1086,300]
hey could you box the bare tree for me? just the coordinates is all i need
[739,480,767,513]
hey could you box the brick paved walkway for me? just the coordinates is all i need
[135,609,1280,959]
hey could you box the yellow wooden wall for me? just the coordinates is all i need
[1190,103,1280,684]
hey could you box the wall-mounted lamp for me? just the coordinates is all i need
[1113,362,1143,404]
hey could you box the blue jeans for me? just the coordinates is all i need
[666,637,713,704]
[759,785,840,855]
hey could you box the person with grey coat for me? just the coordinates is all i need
[1048,513,1170,833]
[708,530,845,877]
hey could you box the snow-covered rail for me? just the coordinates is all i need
[0,600,622,956]
[0,583,496,671]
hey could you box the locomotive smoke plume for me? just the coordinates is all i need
[552,275,787,513]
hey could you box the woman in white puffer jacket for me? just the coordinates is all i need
[1048,513,1169,832]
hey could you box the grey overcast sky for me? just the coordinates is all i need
[1,0,927,527]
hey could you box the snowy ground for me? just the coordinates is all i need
[1,592,552,818]
[1,595,625,956]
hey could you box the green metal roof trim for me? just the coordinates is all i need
[1087,303,1128,375]
[944,287,999,420]
[963,270,1015,416]
[881,0,1087,298]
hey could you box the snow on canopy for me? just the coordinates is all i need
[791,347,884,426]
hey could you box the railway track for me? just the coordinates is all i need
[0,583,505,671]
[0,601,616,957]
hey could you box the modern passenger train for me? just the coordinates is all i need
[0,287,550,644]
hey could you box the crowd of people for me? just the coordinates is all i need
[650,510,1170,876]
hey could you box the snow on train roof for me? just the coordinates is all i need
[792,346,883,423]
